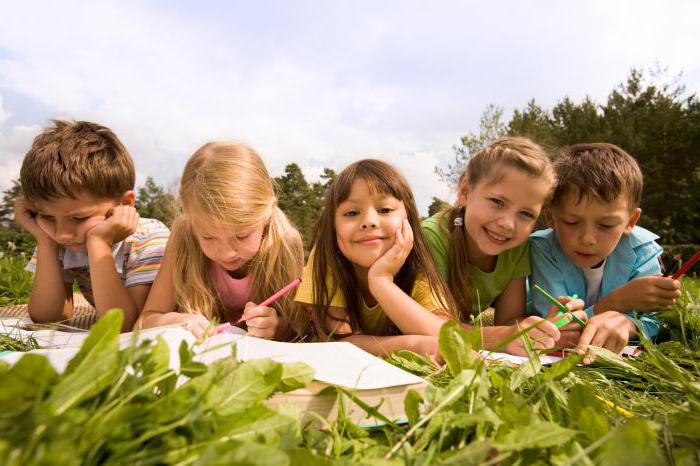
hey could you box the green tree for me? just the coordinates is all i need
[437,104,507,186]
[0,179,23,228]
[427,197,451,217]
[135,177,177,226]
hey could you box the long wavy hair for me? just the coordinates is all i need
[445,136,556,318]
[171,142,307,339]
[311,159,459,337]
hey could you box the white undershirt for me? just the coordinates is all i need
[582,259,606,306]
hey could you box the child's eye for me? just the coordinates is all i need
[378,207,394,214]
[599,224,615,230]
[343,210,358,217]
[563,220,579,226]
[39,215,55,222]
[72,217,89,223]
[519,211,536,220]
[201,236,216,241]
[489,198,505,208]
[235,234,250,240]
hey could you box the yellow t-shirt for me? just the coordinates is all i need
[295,250,446,336]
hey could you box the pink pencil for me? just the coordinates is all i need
[214,278,302,334]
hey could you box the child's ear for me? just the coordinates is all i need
[456,178,469,207]
[120,190,136,207]
[623,207,641,235]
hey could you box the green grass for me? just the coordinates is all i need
[0,256,33,306]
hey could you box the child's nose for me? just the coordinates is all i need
[361,211,379,229]
[496,214,515,231]
[55,223,74,242]
[581,228,596,246]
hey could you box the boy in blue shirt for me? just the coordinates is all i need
[529,143,681,356]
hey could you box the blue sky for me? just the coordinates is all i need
[1,0,699,213]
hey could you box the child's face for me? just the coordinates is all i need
[334,179,407,270]
[463,168,549,264]
[192,221,265,273]
[33,193,130,252]
[549,190,641,269]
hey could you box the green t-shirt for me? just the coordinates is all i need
[421,211,531,314]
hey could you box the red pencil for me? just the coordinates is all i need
[671,250,700,280]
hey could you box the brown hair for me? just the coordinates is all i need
[171,142,308,340]
[310,159,459,337]
[20,120,135,202]
[446,137,555,317]
[552,143,643,208]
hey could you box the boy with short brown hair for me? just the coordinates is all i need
[16,120,169,331]
[529,143,680,354]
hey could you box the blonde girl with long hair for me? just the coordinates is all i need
[139,142,306,339]
[422,137,586,355]
[294,159,460,359]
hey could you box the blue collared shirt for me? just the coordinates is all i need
[528,226,663,340]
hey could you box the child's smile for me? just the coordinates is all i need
[334,179,407,270]
[462,168,548,269]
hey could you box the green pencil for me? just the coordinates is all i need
[533,285,587,328]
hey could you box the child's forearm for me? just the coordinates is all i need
[28,241,72,322]
[369,277,446,336]
[462,323,518,351]
[87,240,139,331]
[594,291,624,315]
[341,334,435,357]
[138,310,188,329]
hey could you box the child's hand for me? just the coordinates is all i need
[576,310,635,363]
[608,276,681,311]
[14,197,54,244]
[86,205,139,247]
[504,315,561,356]
[179,313,214,337]
[546,296,587,349]
[240,302,278,339]
[410,335,444,366]
[368,219,413,282]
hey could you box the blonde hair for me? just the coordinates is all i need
[21,120,135,202]
[446,137,555,317]
[171,142,307,339]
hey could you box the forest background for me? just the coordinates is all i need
[1,69,698,264]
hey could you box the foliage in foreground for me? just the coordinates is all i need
[0,282,699,465]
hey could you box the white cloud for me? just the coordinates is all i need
[0,0,699,215]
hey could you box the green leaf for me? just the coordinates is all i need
[179,340,207,378]
[0,353,57,404]
[543,354,582,380]
[508,354,542,391]
[496,422,577,451]
[194,440,290,466]
[598,420,663,466]
[438,321,481,376]
[404,389,422,425]
[278,362,314,392]
[63,308,122,375]
[439,440,490,465]
[45,310,123,415]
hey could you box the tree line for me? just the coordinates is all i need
[0,68,697,260]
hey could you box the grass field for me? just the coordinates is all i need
[0,256,698,465]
